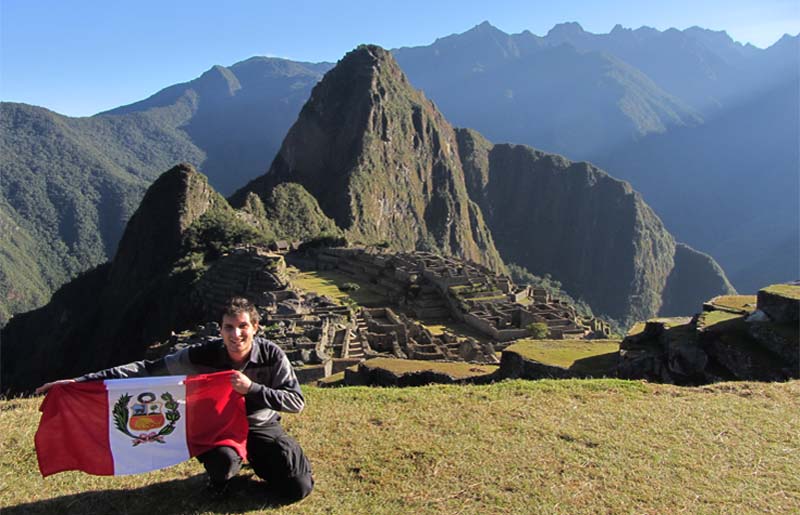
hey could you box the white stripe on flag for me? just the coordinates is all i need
[106,376,190,475]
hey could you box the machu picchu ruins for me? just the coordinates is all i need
[161,244,616,385]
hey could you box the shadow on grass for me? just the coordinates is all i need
[569,351,620,377]
[4,473,293,515]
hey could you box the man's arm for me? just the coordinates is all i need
[34,359,161,394]
[244,344,305,413]
[34,345,213,394]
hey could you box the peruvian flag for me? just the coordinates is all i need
[35,371,248,477]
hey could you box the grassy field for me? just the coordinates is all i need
[505,339,621,370]
[761,284,800,300]
[287,267,389,307]
[360,357,498,379]
[2,379,799,515]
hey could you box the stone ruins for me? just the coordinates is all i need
[166,245,610,383]
[302,247,610,341]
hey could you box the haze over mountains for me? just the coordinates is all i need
[393,22,799,293]
[2,46,734,391]
[0,22,796,325]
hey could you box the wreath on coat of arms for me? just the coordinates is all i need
[113,391,181,446]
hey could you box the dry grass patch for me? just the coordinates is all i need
[3,380,799,515]
[707,295,758,313]
[697,310,743,330]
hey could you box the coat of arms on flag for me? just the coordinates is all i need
[113,391,181,445]
[35,371,248,477]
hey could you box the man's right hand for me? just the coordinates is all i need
[35,379,76,395]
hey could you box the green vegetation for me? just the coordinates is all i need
[505,339,621,371]
[263,183,342,242]
[526,322,550,339]
[762,284,800,300]
[180,206,272,264]
[0,102,202,324]
[3,380,798,514]
[361,357,498,379]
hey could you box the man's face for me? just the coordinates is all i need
[221,312,258,360]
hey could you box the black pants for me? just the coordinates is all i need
[197,423,313,502]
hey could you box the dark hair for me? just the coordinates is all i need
[221,297,260,325]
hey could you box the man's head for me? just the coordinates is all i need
[220,297,260,363]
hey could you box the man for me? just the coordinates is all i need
[36,297,313,502]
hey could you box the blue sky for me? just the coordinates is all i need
[1,0,797,116]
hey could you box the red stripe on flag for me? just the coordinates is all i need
[35,381,113,477]
[185,371,248,460]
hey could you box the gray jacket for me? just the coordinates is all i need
[77,337,304,427]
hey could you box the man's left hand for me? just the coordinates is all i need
[231,371,252,394]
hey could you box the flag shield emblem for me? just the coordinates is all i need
[113,390,181,445]
[129,392,165,431]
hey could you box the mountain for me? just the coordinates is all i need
[393,21,700,159]
[0,102,195,323]
[0,59,329,323]
[3,23,793,324]
[393,22,799,291]
[543,23,798,113]
[456,128,734,325]
[600,77,799,292]
[233,45,732,324]
[231,45,505,271]
[2,47,737,392]
[105,57,333,195]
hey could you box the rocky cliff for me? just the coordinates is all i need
[456,128,735,325]
[231,45,504,272]
[618,285,799,384]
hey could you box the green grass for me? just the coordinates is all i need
[504,339,621,370]
[287,267,389,307]
[762,284,800,300]
[361,357,498,379]
[3,380,799,514]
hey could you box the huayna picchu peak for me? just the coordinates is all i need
[231,44,505,272]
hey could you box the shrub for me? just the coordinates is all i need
[526,322,549,339]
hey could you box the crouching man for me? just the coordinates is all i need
[36,297,314,502]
